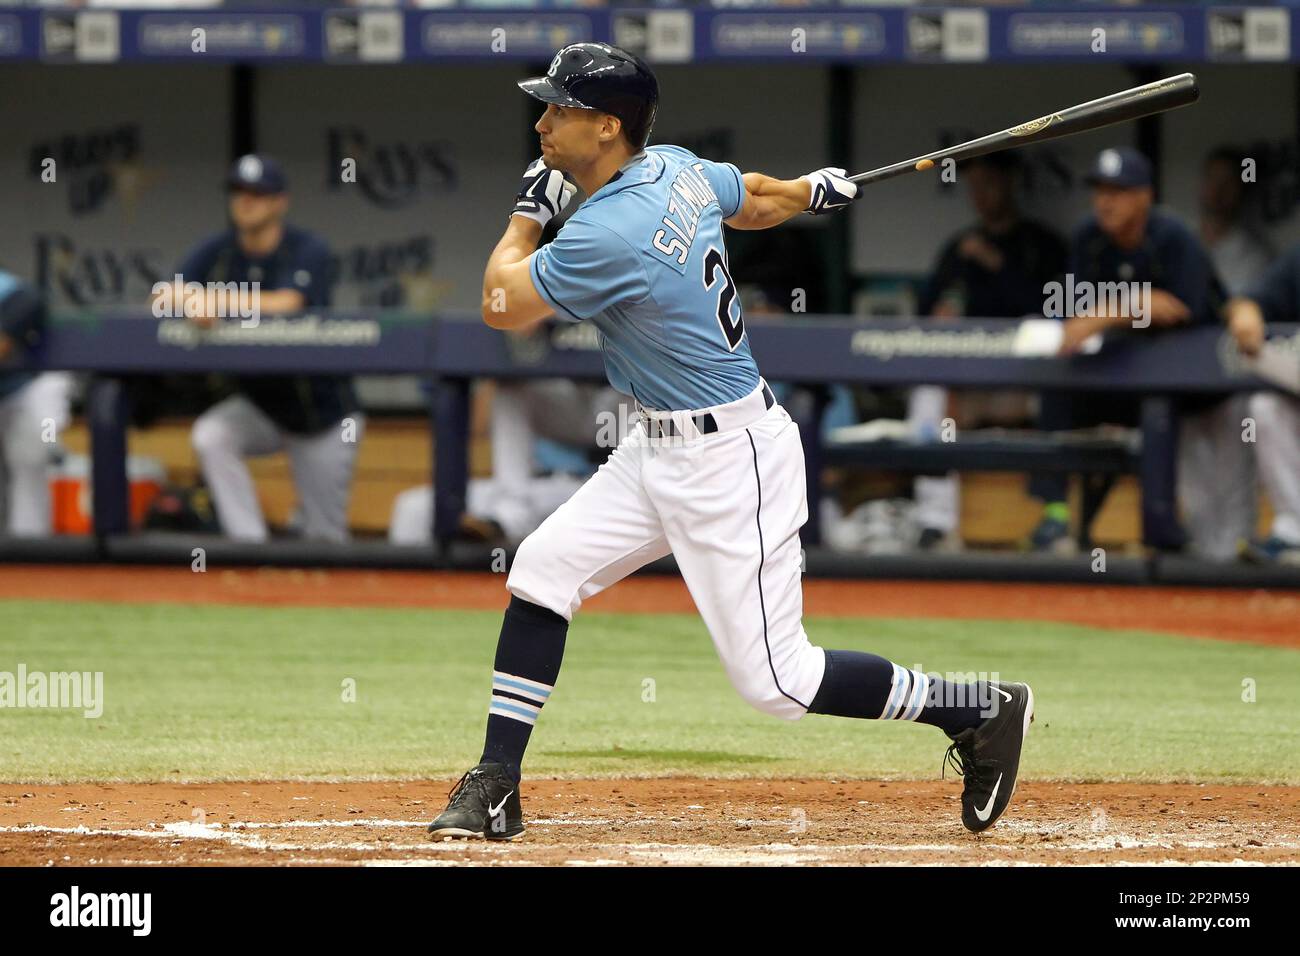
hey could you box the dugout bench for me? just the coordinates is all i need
[822,430,1141,551]
[20,311,1298,555]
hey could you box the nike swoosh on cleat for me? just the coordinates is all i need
[974,774,1003,822]
[488,792,514,817]
[993,686,1012,702]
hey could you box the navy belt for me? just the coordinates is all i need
[645,383,775,439]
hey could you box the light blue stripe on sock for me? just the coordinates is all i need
[494,675,552,699]
[490,700,539,724]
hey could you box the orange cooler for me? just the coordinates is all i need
[51,455,167,534]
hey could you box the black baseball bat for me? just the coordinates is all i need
[849,72,1199,186]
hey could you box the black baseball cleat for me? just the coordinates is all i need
[427,762,525,840]
[943,682,1035,833]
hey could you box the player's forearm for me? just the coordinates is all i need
[1227,296,1266,355]
[1081,288,1189,328]
[1226,297,1263,326]
[482,217,544,310]
[152,283,304,318]
[255,289,307,314]
[481,216,551,330]
[731,173,813,230]
[1073,311,1133,332]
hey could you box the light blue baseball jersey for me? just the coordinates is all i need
[529,145,759,411]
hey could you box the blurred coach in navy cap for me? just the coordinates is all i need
[1027,146,1250,560]
[153,154,363,543]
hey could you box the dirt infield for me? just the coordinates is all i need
[0,564,1297,646]
[2,780,1296,866]
[3,564,1297,865]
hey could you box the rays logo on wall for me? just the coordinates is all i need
[327,128,457,209]
[33,233,164,307]
[28,124,142,216]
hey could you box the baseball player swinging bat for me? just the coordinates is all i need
[849,72,1200,187]
[424,48,1205,847]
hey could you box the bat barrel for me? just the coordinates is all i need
[849,73,1198,187]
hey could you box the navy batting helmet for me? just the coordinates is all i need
[518,43,659,150]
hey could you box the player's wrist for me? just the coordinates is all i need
[509,208,551,228]
[794,177,814,212]
[506,213,547,238]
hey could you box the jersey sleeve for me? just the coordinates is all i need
[1157,226,1219,325]
[529,216,650,322]
[699,159,746,219]
[1247,245,1300,325]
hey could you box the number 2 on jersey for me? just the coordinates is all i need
[702,245,744,350]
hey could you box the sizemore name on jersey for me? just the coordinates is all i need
[651,158,724,267]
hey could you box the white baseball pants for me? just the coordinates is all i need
[0,372,74,536]
[906,384,959,535]
[1249,391,1300,544]
[191,395,363,543]
[507,381,827,720]
[1177,394,1258,559]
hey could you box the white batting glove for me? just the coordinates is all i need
[801,167,858,216]
[511,157,577,227]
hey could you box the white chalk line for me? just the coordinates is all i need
[4,821,1297,864]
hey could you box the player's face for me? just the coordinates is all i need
[535,104,614,170]
[228,189,288,232]
[1091,184,1151,237]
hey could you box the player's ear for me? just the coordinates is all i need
[599,113,622,145]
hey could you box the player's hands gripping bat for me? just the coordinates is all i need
[801,167,859,215]
[512,157,577,227]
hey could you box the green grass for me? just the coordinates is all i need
[0,600,1296,784]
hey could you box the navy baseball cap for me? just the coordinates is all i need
[1085,147,1152,188]
[226,154,287,194]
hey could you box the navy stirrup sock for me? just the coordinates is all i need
[479,596,568,783]
[808,650,989,736]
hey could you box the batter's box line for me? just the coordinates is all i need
[7,824,1295,858]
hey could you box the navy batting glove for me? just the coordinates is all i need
[512,157,577,227]
[801,166,858,216]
